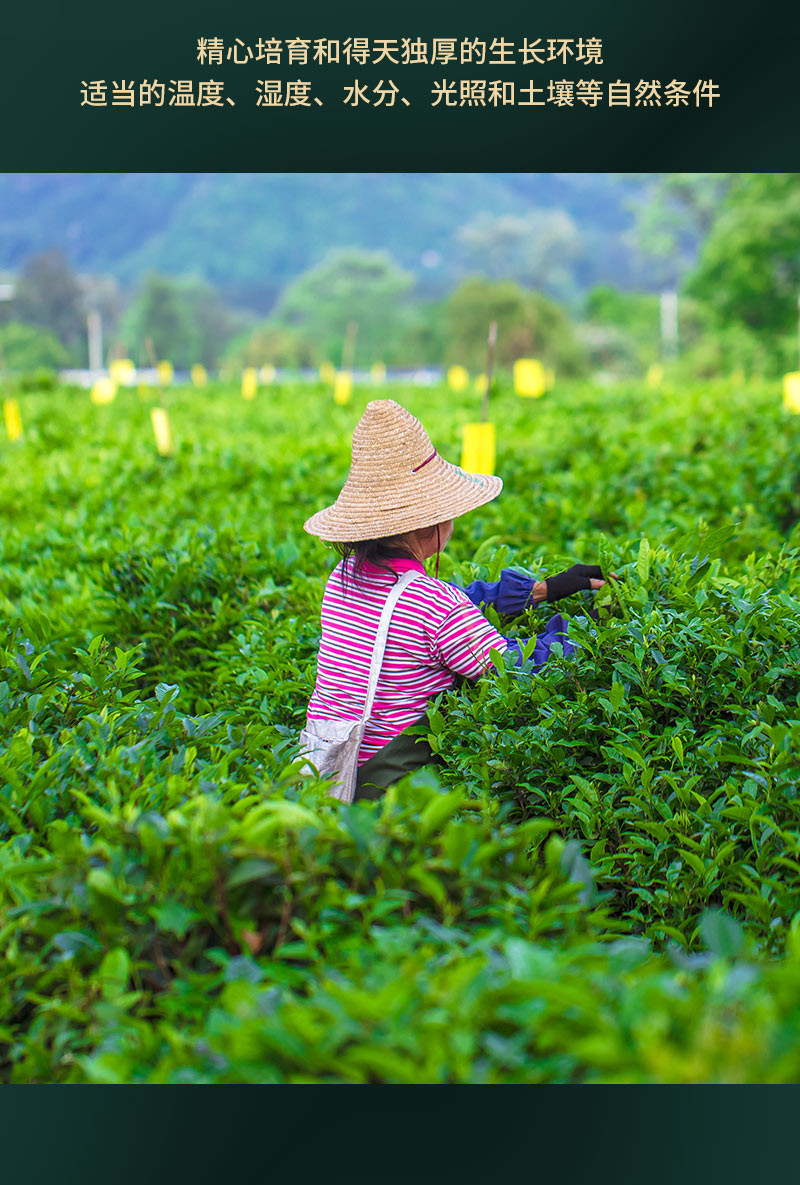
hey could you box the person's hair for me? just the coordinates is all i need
[333,526,440,592]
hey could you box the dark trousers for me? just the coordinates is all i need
[354,717,437,801]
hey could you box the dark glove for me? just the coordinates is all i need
[545,563,604,603]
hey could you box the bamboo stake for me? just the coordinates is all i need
[482,321,497,422]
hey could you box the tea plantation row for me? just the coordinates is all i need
[1,376,799,1082]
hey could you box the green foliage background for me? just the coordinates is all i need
[2,374,800,1082]
[6,173,800,380]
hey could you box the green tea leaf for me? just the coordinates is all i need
[98,948,130,1000]
[699,909,745,959]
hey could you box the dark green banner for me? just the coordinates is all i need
[3,1,799,168]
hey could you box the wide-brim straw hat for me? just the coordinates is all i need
[304,399,503,542]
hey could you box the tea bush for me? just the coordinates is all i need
[1,374,799,1082]
[430,534,800,953]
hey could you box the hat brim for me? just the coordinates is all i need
[304,454,503,542]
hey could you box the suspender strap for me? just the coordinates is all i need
[361,569,421,723]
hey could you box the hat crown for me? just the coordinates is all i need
[350,400,433,486]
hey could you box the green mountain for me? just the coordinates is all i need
[0,173,657,313]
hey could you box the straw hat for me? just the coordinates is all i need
[304,399,503,542]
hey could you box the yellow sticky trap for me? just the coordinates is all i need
[259,364,276,384]
[157,360,174,385]
[191,364,207,388]
[646,364,663,389]
[783,372,800,414]
[370,361,386,384]
[514,358,546,398]
[91,377,117,405]
[475,374,488,395]
[242,367,258,400]
[150,407,174,457]
[3,398,23,442]
[319,361,335,384]
[461,422,496,475]
[109,358,136,386]
[447,365,469,392]
[334,371,353,404]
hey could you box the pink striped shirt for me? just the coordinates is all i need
[306,556,509,764]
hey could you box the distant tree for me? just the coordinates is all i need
[580,287,661,373]
[273,249,415,365]
[120,273,192,366]
[392,301,447,367]
[181,278,249,369]
[441,277,588,376]
[12,249,86,358]
[0,321,71,370]
[610,173,800,375]
[581,284,710,374]
[584,286,660,338]
[455,209,583,304]
[120,272,243,368]
[622,173,735,289]
[685,173,800,337]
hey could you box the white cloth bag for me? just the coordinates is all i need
[298,569,422,803]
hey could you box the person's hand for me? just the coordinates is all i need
[545,563,618,603]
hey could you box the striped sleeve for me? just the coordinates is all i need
[430,600,509,679]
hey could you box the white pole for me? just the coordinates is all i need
[660,291,679,362]
[87,309,103,372]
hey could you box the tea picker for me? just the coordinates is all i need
[299,400,614,803]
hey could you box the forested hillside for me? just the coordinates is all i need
[0,173,657,311]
